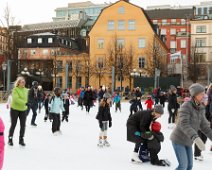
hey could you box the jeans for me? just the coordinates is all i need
[27,103,38,124]
[168,107,177,124]
[172,142,193,170]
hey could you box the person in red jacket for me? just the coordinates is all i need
[145,95,154,110]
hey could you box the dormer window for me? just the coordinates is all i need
[38,38,42,44]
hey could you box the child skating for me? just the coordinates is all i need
[113,93,121,112]
[49,87,65,135]
[145,95,154,110]
[44,94,51,122]
[96,93,112,147]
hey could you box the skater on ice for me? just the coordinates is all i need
[170,83,212,170]
[96,93,112,147]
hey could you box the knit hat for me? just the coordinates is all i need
[154,105,164,115]
[103,92,111,99]
[151,121,161,132]
[170,85,177,92]
[189,83,205,97]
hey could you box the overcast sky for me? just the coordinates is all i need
[0,0,207,26]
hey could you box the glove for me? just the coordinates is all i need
[194,137,205,151]
[142,131,154,140]
[99,121,103,129]
[109,121,112,128]
[171,109,175,113]
[134,131,141,137]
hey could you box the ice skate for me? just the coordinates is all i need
[131,152,142,164]
[162,159,171,166]
[8,137,13,146]
[103,139,110,147]
[97,139,104,147]
[19,137,26,147]
[195,156,204,161]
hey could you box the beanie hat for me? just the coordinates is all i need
[32,81,38,86]
[170,85,177,92]
[154,105,164,115]
[189,83,205,97]
[151,121,161,132]
[103,92,111,99]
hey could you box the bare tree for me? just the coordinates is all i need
[188,43,198,83]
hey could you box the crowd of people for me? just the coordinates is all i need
[0,75,212,169]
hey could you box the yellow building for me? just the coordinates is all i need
[89,0,168,91]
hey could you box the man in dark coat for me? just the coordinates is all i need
[127,105,164,163]
[27,81,42,126]
[135,87,143,111]
[83,86,94,114]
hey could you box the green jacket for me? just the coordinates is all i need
[11,87,28,111]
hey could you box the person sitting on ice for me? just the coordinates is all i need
[138,121,170,166]
[96,93,112,147]
[126,105,164,163]
[145,95,154,110]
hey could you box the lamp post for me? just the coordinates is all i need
[130,69,139,88]
[2,62,7,91]
[118,54,123,94]
[35,69,44,85]
[21,67,30,87]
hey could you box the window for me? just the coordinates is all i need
[43,49,48,55]
[180,28,186,32]
[153,20,158,25]
[30,50,36,55]
[196,26,206,33]
[170,41,176,49]
[171,19,176,25]
[138,38,146,48]
[118,6,125,14]
[128,20,136,30]
[76,77,82,89]
[198,8,202,15]
[204,7,207,14]
[118,20,125,30]
[196,38,206,47]
[138,57,145,68]
[180,40,187,48]
[108,20,114,30]
[97,57,104,68]
[48,38,53,43]
[196,53,206,63]
[162,19,167,25]
[161,29,166,35]
[97,39,104,49]
[56,77,62,87]
[209,7,212,14]
[27,38,32,44]
[69,41,72,47]
[68,76,72,88]
[181,19,186,25]
[57,61,63,73]
[170,29,176,35]
[37,38,42,44]
[117,39,125,48]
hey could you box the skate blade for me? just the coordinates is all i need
[131,159,142,164]
[19,145,26,148]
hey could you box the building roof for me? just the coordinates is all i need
[31,32,56,36]
[20,20,87,32]
[146,8,194,19]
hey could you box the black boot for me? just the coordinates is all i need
[8,137,13,146]
[19,137,26,147]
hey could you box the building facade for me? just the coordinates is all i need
[194,1,212,19]
[146,7,193,77]
[89,0,168,90]
[18,32,88,91]
[53,1,109,21]
[190,19,212,81]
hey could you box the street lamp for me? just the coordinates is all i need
[130,69,139,89]
[35,69,44,84]
[97,62,103,88]
[118,54,123,94]
[21,67,30,87]
[2,62,7,91]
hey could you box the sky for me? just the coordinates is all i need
[0,0,207,26]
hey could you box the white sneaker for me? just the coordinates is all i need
[131,152,142,163]
[97,139,103,147]
[195,156,204,161]
[103,140,110,147]
[53,131,62,136]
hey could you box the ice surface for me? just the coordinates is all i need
[0,102,211,170]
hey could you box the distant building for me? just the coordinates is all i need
[194,1,212,19]
[190,19,212,81]
[146,6,194,78]
[18,32,88,90]
[53,1,109,21]
[89,0,168,90]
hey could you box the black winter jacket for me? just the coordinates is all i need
[83,90,93,106]
[96,104,112,122]
[142,132,164,150]
[168,93,178,109]
[127,110,154,143]
[28,87,41,105]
